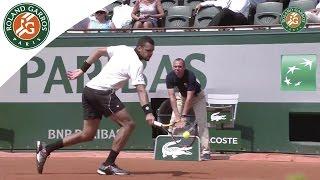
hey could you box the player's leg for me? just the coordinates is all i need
[40,87,102,153]
[109,109,135,152]
[170,93,184,132]
[36,86,102,174]
[97,108,134,175]
[62,118,101,146]
[192,91,211,160]
[96,90,133,175]
[36,118,101,174]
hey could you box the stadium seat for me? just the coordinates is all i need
[290,0,318,4]
[193,6,220,28]
[161,0,179,12]
[165,6,193,28]
[254,2,283,25]
[288,0,317,11]
[183,0,205,10]
[207,94,239,129]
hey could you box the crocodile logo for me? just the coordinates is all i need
[210,112,226,122]
[162,139,192,159]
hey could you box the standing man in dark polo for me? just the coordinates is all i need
[165,58,211,161]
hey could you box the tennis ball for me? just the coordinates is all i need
[183,131,190,139]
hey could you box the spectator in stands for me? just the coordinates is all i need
[88,9,115,31]
[305,1,320,23]
[131,0,165,28]
[280,0,290,10]
[195,0,251,26]
[112,4,134,29]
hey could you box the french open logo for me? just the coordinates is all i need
[281,7,306,32]
[3,3,50,49]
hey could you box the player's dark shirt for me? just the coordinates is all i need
[166,69,201,97]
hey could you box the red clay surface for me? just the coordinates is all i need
[1,151,320,180]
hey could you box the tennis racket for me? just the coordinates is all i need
[153,115,198,147]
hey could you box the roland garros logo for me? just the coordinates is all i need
[281,7,306,32]
[3,3,50,49]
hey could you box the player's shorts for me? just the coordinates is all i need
[82,86,125,120]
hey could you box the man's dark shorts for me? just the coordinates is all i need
[82,86,125,120]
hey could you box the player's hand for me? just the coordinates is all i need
[175,116,186,128]
[67,69,84,80]
[146,113,155,126]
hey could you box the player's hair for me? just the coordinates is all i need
[136,36,154,47]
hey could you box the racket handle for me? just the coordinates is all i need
[153,121,163,127]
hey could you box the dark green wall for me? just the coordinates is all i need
[237,103,320,154]
[0,103,152,150]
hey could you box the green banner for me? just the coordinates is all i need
[207,107,234,129]
[154,135,200,161]
[209,129,241,151]
[281,55,317,91]
[0,103,152,150]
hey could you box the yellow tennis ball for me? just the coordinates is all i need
[183,131,190,139]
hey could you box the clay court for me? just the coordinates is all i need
[1,151,320,180]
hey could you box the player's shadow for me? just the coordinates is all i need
[133,171,208,176]
[17,172,97,175]
[235,124,254,151]
[212,154,230,160]
[40,171,208,177]
[0,128,15,152]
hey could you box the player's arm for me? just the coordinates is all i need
[67,47,108,80]
[181,90,195,116]
[84,47,108,65]
[167,88,180,121]
[181,71,197,116]
[165,75,181,121]
[136,84,155,125]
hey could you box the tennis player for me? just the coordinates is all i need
[36,36,156,175]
